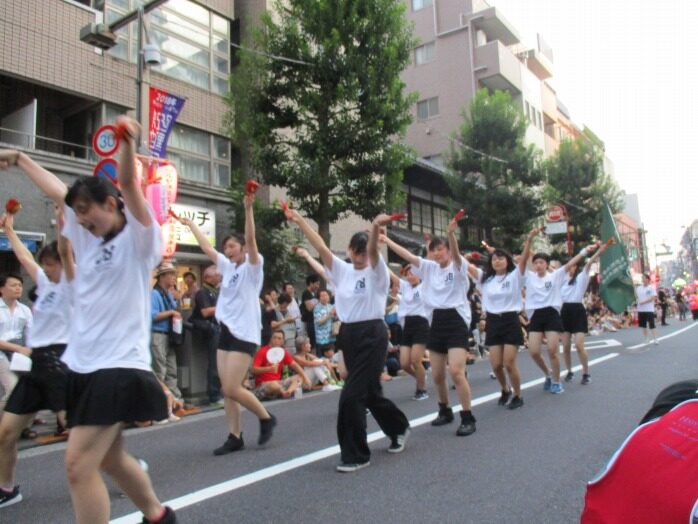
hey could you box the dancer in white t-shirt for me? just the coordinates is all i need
[285,209,409,472]
[561,242,610,385]
[384,216,477,437]
[0,210,74,509]
[522,227,599,395]
[178,192,276,456]
[468,244,526,410]
[0,117,175,523]
[635,273,658,345]
[383,257,430,401]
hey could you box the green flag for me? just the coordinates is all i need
[599,202,636,313]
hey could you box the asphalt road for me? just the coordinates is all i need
[6,320,698,523]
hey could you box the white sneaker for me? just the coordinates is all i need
[153,419,169,425]
[322,384,341,392]
[168,413,181,422]
[653,339,659,345]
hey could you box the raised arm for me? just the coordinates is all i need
[563,242,600,272]
[55,206,75,282]
[381,234,420,267]
[284,208,334,269]
[519,227,542,274]
[243,193,260,266]
[114,116,152,227]
[0,213,39,282]
[584,239,612,272]
[293,247,327,279]
[0,150,67,205]
[178,216,218,263]
[447,215,462,272]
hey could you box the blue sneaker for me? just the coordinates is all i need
[550,382,564,394]
[543,376,552,391]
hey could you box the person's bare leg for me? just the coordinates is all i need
[574,332,589,374]
[561,332,573,374]
[488,346,507,391]
[502,345,521,397]
[527,332,550,376]
[0,412,34,487]
[447,348,472,411]
[410,344,427,390]
[545,331,561,382]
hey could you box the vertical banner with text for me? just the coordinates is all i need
[599,202,636,313]
[148,87,185,158]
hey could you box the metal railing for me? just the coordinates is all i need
[0,126,96,162]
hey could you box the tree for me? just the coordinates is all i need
[225,0,417,245]
[447,89,544,252]
[543,137,624,256]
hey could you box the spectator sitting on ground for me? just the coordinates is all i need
[251,330,310,400]
[292,336,341,391]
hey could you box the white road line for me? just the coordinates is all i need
[625,322,698,350]
[110,351,620,524]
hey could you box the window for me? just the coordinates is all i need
[105,0,230,94]
[167,125,231,186]
[412,0,433,11]
[414,42,435,65]
[525,101,531,120]
[401,185,449,238]
[417,97,439,120]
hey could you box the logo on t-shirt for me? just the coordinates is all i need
[444,273,454,284]
[37,290,58,309]
[228,272,240,288]
[354,277,366,294]
[501,281,511,290]
[544,281,552,290]
[94,244,116,273]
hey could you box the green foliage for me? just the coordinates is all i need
[543,137,624,256]
[224,0,417,244]
[227,170,305,289]
[447,89,544,252]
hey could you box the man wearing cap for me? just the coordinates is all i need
[150,261,183,405]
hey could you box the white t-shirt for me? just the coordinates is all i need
[0,300,33,342]
[398,280,427,321]
[636,285,657,313]
[61,204,161,373]
[524,267,567,315]
[411,256,471,326]
[216,252,264,345]
[26,269,72,348]
[324,254,389,323]
[476,268,524,314]
[561,268,591,305]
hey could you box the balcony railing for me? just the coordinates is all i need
[0,127,96,162]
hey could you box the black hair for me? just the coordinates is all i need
[283,281,294,290]
[532,252,550,265]
[306,274,320,286]
[348,231,368,255]
[642,272,651,281]
[428,236,448,251]
[222,233,245,248]
[65,176,123,211]
[183,271,196,281]
[567,262,583,286]
[37,241,61,265]
[482,248,516,282]
[270,329,285,339]
[28,285,38,303]
[0,272,23,287]
[278,292,292,305]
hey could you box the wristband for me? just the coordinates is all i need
[579,248,589,257]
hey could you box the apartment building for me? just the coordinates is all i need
[0,0,239,399]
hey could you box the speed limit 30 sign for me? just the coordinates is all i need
[92,125,119,157]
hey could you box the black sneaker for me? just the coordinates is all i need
[142,506,177,523]
[581,374,592,385]
[336,461,370,473]
[412,390,429,401]
[387,427,410,454]
[0,486,21,508]
[564,371,574,382]
[431,406,454,426]
[213,433,244,456]
[258,413,277,445]
[507,396,524,410]
[498,390,512,406]
[456,412,476,436]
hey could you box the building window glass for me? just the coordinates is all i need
[417,97,439,120]
[415,42,436,65]
[412,0,433,11]
[167,125,231,186]
[105,0,230,95]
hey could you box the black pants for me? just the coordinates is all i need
[336,319,409,464]
[195,323,221,402]
[660,304,668,325]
